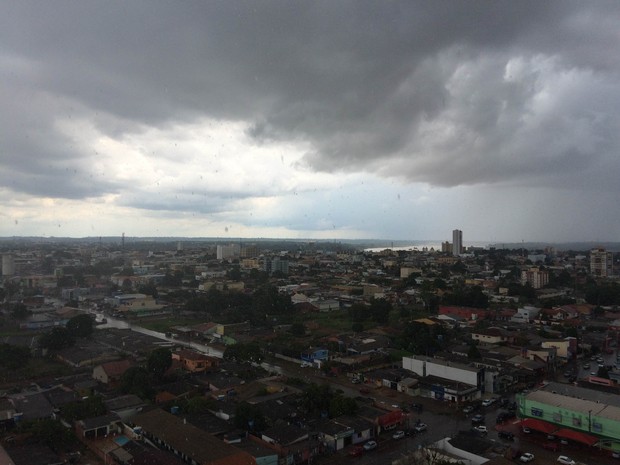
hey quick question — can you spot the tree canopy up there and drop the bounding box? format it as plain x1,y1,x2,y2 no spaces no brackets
0,343,30,369
66,314,94,338
39,327,75,350
146,347,172,380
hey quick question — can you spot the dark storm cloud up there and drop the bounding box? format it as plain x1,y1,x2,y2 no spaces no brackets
1,0,619,200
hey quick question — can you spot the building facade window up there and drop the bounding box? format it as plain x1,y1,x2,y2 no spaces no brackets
553,413,562,422
572,417,582,427
593,422,603,432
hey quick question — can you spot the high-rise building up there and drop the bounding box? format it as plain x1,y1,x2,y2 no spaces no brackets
521,267,549,289
452,229,463,256
590,248,613,277
441,241,453,254
216,243,240,260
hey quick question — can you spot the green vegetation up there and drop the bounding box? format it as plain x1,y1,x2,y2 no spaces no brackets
0,343,30,369
60,396,107,422
147,347,172,379
66,314,94,338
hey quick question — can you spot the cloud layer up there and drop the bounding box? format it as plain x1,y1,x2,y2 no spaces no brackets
1,1,620,241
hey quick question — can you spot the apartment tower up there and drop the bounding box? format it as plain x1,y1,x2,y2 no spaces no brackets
452,229,463,256
590,248,613,277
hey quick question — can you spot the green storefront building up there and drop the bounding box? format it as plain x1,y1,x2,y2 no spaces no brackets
517,382,620,452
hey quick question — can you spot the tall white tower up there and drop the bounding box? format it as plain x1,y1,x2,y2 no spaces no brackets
452,229,463,256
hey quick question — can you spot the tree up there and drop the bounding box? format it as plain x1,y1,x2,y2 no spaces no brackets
185,396,215,414
235,401,267,431
18,418,77,453
329,394,358,417
138,281,158,298
60,396,106,422
10,303,30,320
39,327,75,350
370,298,392,324
66,314,94,338
467,342,482,360
301,383,332,417
289,322,306,336
349,303,370,322
223,342,263,363
147,347,172,379
120,366,152,399
0,343,30,369
352,322,364,333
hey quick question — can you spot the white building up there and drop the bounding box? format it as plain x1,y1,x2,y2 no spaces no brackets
216,243,240,260
402,355,484,401
510,305,540,324
590,247,613,277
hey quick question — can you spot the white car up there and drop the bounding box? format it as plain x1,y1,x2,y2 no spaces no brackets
363,440,377,451
519,453,535,463
472,425,487,434
392,430,405,440
482,398,496,407
414,423,428,432
557,456,576,465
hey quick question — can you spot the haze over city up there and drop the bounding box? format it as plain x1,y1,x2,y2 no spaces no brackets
2,1,620,242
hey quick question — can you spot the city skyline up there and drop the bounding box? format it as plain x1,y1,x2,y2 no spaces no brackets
2,2,620,242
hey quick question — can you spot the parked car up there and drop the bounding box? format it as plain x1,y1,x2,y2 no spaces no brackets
462,405,474,414
482,398,496,407
414,423,428,433
498,430,514,440
557,456,576,465
519,453,535,463
471,414,485,424
472,425,487,435
543,442,560,451
522,426,531,434
363,440,377,451
392,430,405,440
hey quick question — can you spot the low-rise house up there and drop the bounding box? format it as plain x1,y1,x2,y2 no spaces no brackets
311,299,340,312
300,347,328,364
93,359,133,387
76,413,121,439
10,392,54,421
317,415,375,452
471,327,514,345
541,337,577,360
103,394,146,422
172,349,219,373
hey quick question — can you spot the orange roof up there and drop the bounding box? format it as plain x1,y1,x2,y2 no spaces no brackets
101,359,132,377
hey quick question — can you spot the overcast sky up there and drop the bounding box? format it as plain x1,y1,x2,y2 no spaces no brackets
2,1,620,244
